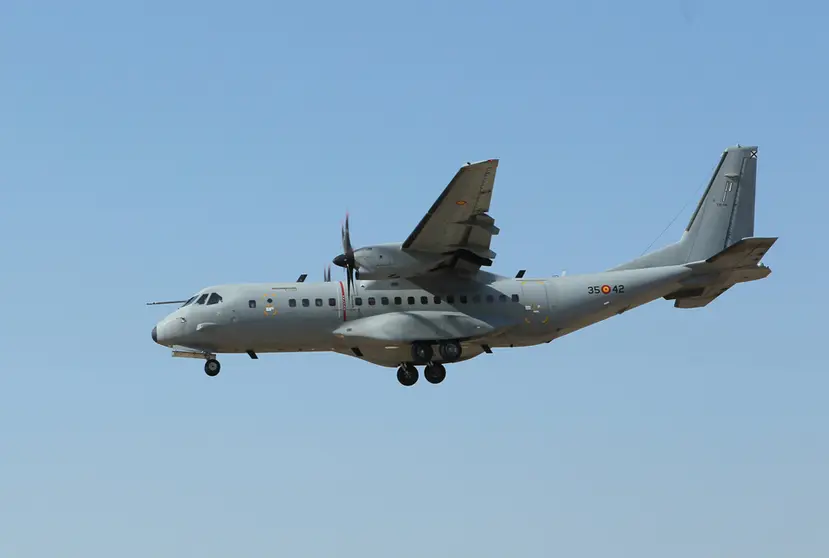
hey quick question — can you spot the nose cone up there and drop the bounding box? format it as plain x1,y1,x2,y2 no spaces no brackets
332,253,348,267
151,326,158,344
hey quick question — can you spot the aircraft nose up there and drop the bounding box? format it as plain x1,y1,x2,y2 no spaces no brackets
151,326,158,344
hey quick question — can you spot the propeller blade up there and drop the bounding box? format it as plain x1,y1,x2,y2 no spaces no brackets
341,212,354,259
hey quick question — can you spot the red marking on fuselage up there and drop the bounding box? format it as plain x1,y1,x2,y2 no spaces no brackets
339,281,347,321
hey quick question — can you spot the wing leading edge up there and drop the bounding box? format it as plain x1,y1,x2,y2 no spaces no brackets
402,159,500,275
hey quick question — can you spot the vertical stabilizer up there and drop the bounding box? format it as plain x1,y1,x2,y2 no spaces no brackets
611,145,759,270
682,145,757,262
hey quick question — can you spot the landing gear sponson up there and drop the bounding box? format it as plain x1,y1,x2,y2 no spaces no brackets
396,339,461,386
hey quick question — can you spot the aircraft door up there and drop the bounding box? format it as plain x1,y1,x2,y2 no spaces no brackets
335,281,362,321
519,280,551,333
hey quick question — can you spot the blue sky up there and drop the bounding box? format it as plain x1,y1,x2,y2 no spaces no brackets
1,0,827,556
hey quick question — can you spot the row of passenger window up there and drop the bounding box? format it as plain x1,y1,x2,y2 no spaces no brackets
351,293,520,306
248,293,520,309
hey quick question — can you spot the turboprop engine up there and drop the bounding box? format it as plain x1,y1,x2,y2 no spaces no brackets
331,214,445,294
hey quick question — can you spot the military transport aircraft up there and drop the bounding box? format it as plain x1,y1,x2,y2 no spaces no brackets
149,145,776,386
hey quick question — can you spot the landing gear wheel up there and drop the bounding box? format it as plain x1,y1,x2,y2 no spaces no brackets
411,342,433,364
424,362,446,384
397,363,418,386
204,358,221,376
439,340,462,362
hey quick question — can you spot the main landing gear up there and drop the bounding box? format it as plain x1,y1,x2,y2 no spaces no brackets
396,340,461,387
396,362,448,386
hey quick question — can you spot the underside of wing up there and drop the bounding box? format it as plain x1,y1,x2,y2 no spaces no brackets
402,159,500,275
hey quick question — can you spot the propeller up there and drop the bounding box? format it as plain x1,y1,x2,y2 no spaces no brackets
332,212,357,298
323,265,332,282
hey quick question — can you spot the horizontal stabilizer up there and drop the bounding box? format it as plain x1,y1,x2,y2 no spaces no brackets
666,237,776,308
702,236,778,268
672,287,731,308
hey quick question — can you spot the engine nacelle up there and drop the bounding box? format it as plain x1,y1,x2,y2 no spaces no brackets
349,243,445,280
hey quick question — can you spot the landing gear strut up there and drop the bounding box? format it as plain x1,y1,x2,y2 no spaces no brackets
397,363,418,386
204,358,221,376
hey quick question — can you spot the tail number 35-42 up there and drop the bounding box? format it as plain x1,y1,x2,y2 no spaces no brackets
588,284,625,295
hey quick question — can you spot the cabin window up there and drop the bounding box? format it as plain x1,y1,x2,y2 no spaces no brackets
315,298,323,307
381,297,389,305
420,296,428,305
328,298,336,307
446,295,454,304
408,296,415,305
249,300,256,308
207,293,223,305
485,294,494,303
354,297,362,305
512,294,520,302
289,299,296,307
499,294,507,302
433,296,442,304
196,293,208,305
459,295,468,304
302,298,310,307
394,296,402,305
472,294,481,303
368,297,376,306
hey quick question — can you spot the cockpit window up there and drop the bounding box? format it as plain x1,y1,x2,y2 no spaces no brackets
180,296,197,308
196,293,209,305
206,293,222,305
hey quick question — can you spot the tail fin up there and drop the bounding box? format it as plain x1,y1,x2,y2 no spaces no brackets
612,145,761,271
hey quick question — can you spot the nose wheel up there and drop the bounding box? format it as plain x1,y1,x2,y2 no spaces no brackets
204,358,221,376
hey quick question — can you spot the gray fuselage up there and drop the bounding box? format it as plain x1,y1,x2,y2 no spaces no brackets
152,265,693,367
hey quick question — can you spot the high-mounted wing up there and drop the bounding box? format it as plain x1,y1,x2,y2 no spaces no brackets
402,159,500,274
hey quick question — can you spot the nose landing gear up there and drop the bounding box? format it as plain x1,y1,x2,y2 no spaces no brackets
204,358,221,376
171,349,222,377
